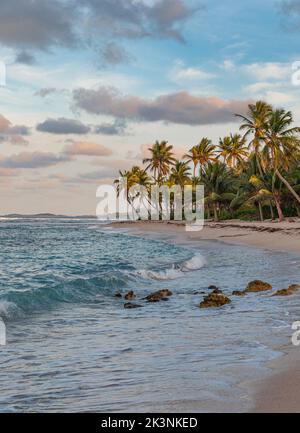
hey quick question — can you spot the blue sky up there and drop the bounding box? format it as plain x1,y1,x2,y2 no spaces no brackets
1,0,300,214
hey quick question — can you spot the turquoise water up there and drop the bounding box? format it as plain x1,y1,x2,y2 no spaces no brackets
1,218,300,412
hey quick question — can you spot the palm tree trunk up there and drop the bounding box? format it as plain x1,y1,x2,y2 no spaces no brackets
275,169,300,205
207,206,211,220
274,195,284,222
256,151,264,177
213,203,219,221
258,202,264,222
269,200,274,220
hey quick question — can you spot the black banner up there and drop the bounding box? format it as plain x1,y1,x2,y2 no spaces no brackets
0,413,295,432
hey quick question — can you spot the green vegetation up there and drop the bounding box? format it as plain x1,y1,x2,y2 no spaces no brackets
114,101,300,222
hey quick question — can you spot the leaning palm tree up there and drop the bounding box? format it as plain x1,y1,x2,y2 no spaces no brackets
184,138,216,179
264,108,300,206
218,134,248,169
249,172,284,221
143,140,176,185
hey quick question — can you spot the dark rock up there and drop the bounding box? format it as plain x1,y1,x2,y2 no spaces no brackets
124,303,143,309
208,285,222,294
272,284,300,297
211,288,223,294
244,280,272,293
289,284,300,291
124,290,136,300
200,293,231,309
145,289,173,303
232,290,246,297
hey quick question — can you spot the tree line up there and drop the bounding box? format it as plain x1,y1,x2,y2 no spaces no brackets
114,101,300,222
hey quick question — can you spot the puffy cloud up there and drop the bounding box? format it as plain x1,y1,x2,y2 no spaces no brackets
0,0,198,56
80,0,196,42
0,114,30,145
99,42,132,67
63,141,112,156
147,0,198,42
281,1,300,16
245,82,277,93
95,119,127,136
220,60,235,71
0,0,77,50
279,1,300,31
15,51,36,65
73,86,250,126
169,60,216,84
0,152,71,169
36,118,91,135
0,115,11,132
242,62,290,81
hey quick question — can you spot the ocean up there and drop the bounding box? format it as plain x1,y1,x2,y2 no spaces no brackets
0,218,300,412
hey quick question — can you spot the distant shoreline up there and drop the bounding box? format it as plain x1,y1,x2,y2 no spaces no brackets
0,213,97,219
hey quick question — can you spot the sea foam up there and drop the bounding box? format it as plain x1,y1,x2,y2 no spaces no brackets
134,254,206,281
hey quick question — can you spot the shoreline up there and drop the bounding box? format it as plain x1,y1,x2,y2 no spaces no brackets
108,219,300,254
107,219,300,413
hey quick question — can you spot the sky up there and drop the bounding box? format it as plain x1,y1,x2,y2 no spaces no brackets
1,0,300,215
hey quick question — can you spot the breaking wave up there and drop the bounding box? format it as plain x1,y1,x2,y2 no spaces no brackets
133,254,206,281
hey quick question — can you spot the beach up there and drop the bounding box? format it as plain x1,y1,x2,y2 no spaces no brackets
110,219,300,254
109,219,300,412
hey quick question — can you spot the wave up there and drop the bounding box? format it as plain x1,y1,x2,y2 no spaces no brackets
0,274,131,320
0,254,206,320
133,254,206,281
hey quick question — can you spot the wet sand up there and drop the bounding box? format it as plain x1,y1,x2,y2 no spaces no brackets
108,219,300,412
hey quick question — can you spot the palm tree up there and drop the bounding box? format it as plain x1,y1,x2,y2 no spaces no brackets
249,172,284,221
184,138,216,179
114,101,300,223
183,146,199,177
263,108,300,206
202,162,236,221
236,101,272,175
218,134,248,169
143,140,176,185
114,166,152,218
169,161,191,187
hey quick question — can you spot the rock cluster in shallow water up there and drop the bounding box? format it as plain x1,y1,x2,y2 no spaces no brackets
145,289,173,303
199,291,231,309
124,290,136,300
244,280,273,293
232,290,246,297
115,280,300,310
272,284,300,297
